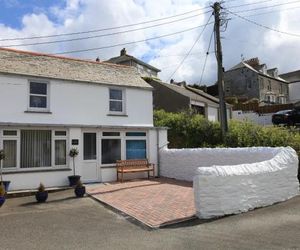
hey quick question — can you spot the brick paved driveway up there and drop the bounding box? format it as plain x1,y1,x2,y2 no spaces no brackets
86,177,196,228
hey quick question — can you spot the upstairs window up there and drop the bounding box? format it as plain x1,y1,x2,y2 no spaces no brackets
29,81,49,110
109,89,124,113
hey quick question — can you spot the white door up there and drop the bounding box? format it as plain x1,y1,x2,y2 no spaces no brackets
81,132,100,183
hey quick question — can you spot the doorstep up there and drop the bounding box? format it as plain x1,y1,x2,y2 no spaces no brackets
6,186,73,198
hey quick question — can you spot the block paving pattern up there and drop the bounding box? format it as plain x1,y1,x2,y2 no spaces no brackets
86,178,196,228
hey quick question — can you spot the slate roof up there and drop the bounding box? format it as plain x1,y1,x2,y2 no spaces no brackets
149,80,220,107
280,70,300,83
106,54,161,72
0,48,152,89
227,61,288,83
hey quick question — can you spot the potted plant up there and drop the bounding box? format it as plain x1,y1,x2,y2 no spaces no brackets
74,180,86,198
35,183,48,203
68,148,80,186
0,149,10,192
0,183,6,207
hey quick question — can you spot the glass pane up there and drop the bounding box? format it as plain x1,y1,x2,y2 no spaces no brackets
3,140,17,168
21,130,52,168
55,131,67,136
126,132,146,137
84,133,96,160
101,139,121,164
30,82,47,95
103,132,120,137
109,101,122,112
109,89,122,100
126,140,146,159
30,96,47,108
55,140,66,165
3,130,17,136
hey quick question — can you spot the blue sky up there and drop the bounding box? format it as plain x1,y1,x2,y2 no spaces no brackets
0,0,299,85
0,0,65,28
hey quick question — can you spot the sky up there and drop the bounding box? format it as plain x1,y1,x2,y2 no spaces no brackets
0,0,299,85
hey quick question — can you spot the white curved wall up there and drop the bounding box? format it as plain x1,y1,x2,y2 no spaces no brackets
160,147,299,218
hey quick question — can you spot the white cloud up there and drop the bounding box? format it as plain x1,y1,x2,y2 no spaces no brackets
0,0,299,85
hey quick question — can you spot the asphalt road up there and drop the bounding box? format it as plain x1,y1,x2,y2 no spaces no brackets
0,190,299,250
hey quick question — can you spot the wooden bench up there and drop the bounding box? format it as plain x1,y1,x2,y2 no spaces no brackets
116,159,155,182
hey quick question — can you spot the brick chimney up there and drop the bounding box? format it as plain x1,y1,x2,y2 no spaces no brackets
120,48,127,56
245,57,260,68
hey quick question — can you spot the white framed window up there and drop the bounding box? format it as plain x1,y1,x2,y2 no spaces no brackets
28,81,49,111
109,88,125,114
53,130,68,166
125,132,147,160
101,131,121,164
1,130,19,169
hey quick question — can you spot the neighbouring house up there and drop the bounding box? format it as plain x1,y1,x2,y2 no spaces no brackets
0,48,167,191
105,48,161,78
145,79,232,122
280,70,300,104
223,58,289,105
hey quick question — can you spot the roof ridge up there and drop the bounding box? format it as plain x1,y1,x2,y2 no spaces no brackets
0,47,132,69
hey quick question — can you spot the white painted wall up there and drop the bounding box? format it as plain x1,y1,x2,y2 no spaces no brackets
194,147,299,218
0,74,153,126
289,81,300,103
159,147,299,219
233,110,273,125
207,106,218,122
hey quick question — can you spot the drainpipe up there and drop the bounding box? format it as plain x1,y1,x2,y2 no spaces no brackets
156,128,160,177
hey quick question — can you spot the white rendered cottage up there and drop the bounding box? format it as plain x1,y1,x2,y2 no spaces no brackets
0,48,167,190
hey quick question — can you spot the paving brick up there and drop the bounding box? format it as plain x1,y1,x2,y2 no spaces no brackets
86,177,196,228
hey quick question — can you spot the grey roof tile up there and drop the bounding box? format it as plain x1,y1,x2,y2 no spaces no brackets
0,48,152,89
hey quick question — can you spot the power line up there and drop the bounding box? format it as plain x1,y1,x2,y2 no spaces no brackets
1,11,211,48
226,0,274,9
167,14,213,81
0,22,214,58
225,8,300,38
0,6,211,42
199,27,214,85
230,0,300,14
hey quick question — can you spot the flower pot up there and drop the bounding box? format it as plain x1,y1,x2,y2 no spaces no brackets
0,181,11,192
74,186,86,198
0,196,5,207
35,191,48,203
68,175,81,187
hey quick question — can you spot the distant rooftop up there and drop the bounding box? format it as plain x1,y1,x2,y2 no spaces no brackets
280,70,300,83
106,48,161,73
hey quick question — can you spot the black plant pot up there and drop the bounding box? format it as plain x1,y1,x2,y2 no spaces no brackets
74,186,86,198
0,196,5,207
0,181,11,192
68,175,81,187
35,191,48,203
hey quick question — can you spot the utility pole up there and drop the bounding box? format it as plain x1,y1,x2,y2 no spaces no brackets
213,2,228,138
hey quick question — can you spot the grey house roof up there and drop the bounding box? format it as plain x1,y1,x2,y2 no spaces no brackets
106,54,161,73
0,48,152,89
150,80,220,108
280,70,300,83
228,61,288,83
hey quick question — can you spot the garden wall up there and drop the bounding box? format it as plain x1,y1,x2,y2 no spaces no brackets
160,147,299,218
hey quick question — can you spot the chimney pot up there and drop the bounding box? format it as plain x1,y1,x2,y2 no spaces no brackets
120,48,127,56
95,57,100,62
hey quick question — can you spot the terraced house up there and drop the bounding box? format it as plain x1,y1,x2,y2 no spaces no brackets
224,57,289,105
0,48,167,191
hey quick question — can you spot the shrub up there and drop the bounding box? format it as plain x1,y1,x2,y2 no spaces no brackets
38,183,46,192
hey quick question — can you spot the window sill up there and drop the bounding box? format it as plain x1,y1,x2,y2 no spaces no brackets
25,110,52,114
101,165,116,169
107,113,128,117
3,167,72,174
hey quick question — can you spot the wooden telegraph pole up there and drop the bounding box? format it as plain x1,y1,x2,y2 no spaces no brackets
213,2,228,137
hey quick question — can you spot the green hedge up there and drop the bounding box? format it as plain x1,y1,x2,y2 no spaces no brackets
154,110,300,154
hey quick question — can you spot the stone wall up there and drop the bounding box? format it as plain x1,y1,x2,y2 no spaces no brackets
160,147,299,218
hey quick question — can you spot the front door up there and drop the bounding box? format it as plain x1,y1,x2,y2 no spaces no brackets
81,132,100,183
